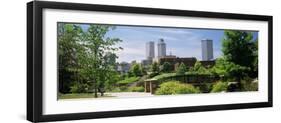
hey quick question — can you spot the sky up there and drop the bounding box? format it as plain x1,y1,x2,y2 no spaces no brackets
79,24,258,63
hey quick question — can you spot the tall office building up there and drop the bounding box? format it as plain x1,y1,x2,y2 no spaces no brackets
146,41,155,60
157,38,166,57
201,39,213,61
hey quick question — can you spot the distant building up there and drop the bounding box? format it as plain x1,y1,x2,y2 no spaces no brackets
117,62,130,73
201,39,214,61
131,60,137,65
141,59,153,66
157,39,166,57
146,41,155,60
153,54,176,63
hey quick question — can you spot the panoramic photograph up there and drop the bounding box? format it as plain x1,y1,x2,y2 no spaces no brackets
57,22,258,100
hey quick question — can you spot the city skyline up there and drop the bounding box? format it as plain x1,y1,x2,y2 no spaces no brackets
201,39,214,61
80,24,258,63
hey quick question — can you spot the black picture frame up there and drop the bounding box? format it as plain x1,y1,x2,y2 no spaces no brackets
27,1,273,122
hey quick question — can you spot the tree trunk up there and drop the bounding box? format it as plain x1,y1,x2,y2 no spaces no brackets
94,79,98,98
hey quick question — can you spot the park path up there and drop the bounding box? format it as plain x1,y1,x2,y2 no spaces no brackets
106,92,154,98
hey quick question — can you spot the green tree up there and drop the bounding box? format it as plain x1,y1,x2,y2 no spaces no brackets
176,63,187,75
141,65,147,75
78,25,122,97
190,61,210,74
160,62,173,73
151,62,160,73
251,39,258,78
97,52,120,96
58,23,83,93
222,30,257,77
212,58,250,83
129,63,142,76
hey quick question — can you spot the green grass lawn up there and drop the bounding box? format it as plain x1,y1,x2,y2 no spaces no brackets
58,93,114,99
117,76,140,84
152,73,177,80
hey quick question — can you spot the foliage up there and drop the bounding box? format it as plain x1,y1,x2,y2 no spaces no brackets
211,81,228,93
141,65,148,75
58,23,123,97
81,25,122,97
117,77,140,85
190,61,210,74
58,23,83,93
176,63,187,75
70,81,90,93
151,62,160,73
241,77,258,91
129,63,143,76
148,72,159,78
211,58,250,82
222,30,258,78
160,62,173,73
152,73,177,80
104,71,121,90
198,83,213,93
155,81,200,95
250,40,259,78
128,86,145,92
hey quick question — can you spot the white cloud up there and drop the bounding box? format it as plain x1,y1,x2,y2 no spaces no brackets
115,40,145,63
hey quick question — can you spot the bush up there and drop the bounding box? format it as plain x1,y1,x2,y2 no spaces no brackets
211,81,228,93
128,86,145,92
198,83,213,93
176,63,187,75
241,78,258,91
155,81,200,95
70,82,89,93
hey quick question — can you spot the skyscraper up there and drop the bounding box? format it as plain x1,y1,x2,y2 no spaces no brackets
157,38,166,57
201,39,213,61
146,41,155,60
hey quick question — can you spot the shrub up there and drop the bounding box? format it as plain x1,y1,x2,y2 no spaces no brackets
211,81,228,93
70,82,89,93
198,83,213,93
241,78,258,91
128,86,145,92
176,63,187,75
160,62,173,73
155,81,200,95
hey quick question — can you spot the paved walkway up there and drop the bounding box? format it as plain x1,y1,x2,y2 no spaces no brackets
106,92,154,98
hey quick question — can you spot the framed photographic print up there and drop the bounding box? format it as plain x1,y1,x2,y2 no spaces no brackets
27,1,273,122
